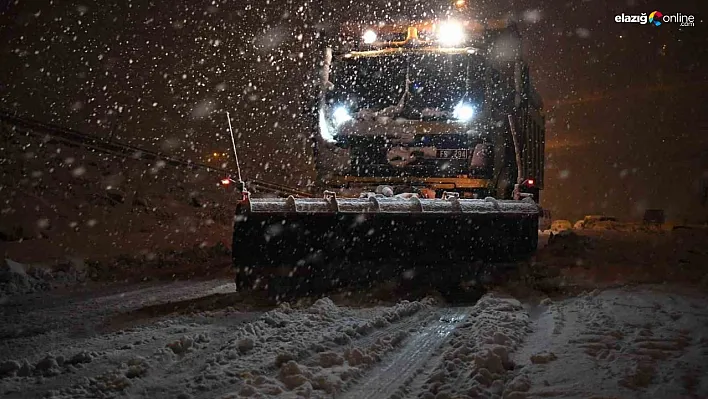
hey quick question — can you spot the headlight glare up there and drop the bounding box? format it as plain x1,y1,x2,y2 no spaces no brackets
437,21,465,46
332,106,352,126
453,102,475,122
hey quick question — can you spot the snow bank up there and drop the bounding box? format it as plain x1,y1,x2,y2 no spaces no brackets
543,229,593,258
549,219,572,233
574,219,674,233
0,258,87,298
0,241,230,300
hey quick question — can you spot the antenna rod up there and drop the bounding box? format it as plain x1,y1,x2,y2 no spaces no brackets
226,111,242,183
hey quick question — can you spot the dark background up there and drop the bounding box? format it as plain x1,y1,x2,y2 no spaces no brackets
1,0,706,222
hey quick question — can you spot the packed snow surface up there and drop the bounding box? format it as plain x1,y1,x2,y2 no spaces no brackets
514,287,708,398
2,287,707,399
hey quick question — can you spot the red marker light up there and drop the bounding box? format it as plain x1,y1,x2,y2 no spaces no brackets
220,178,231,185
527,179,535,186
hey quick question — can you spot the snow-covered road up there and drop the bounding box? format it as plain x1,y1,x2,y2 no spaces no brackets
2,278,707,399
0,279,240,358
516,287,708,398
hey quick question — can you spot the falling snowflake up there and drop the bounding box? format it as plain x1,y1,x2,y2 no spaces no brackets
71,166,86,177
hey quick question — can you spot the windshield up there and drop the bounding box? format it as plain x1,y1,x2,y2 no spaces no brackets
326,53,485,118
327,55,407,112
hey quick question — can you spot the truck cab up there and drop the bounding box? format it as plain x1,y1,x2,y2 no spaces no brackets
312,13,545,201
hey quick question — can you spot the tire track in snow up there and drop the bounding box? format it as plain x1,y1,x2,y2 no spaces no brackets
407,295,531,398
340,307,473,399
108,298,438,399
230,299,438,378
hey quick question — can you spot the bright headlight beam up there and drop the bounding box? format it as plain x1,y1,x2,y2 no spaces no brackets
437,21,465,46
453,102,475,122
332,106,352,126
362,29,377,44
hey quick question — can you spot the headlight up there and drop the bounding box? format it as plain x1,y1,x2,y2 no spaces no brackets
332,106,352,126
362,29,377,44
437,21,465,46
453,102,475,122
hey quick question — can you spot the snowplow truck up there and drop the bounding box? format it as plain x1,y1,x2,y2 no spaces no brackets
232,4,545,293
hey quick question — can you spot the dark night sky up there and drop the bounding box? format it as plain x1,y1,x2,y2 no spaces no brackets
1,0,706,222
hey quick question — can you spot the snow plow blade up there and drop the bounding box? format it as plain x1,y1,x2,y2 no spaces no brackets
232,193,539,292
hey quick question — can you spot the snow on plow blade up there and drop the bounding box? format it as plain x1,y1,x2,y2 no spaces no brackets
232,194,539,287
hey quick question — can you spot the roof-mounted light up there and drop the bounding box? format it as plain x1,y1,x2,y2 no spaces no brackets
437,21,465,46
362,29,377,44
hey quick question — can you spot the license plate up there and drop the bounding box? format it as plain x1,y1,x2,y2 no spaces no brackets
436,149,469,159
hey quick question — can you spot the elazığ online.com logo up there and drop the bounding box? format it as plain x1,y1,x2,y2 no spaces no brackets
615,11,695,27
